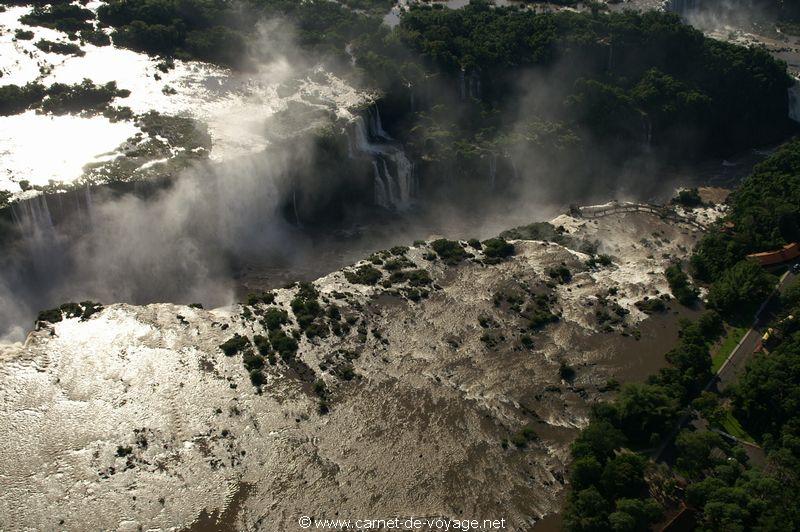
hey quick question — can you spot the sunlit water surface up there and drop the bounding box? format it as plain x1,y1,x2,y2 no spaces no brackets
0,5,369,195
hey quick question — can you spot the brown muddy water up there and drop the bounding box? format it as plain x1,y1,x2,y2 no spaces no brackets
593,304,702,382
186,483,252,532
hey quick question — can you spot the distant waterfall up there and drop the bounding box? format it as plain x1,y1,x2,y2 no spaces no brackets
488,154,497,191
641,114,653,149
368,105,391,141
510,157,520,183
84,185,95,226
292,187,301,227
459,69,481,100
469,71,481,100
9,195,63,278
351,105,416,210
664,0,700,14
789,81,800,123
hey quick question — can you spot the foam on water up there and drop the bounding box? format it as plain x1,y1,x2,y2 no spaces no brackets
0,6,370,193
0,112,138,190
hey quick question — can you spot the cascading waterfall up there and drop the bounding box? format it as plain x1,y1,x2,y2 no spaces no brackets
458,69,481,100
641,115,653,149
664,0,699,14
469,71,481,100
292,187,301,227
84,185,95,225
351,107,416,210
789,80,800,123
372,160,390,208
510,157,520,183
368,105,391,141
9,195,63,278
488,154,497,191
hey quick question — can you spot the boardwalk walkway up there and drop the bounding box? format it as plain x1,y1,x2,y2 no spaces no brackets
576,201,707,231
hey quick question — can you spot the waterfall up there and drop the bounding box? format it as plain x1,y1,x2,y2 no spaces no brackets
368,105,391,140
468,71,482,100
345,43,357,67
641,114,653,149
84,185,95,226
372,160,390,209
352,109,415,210
664,0,699,15
9,195,63,278
292,188,301,227
510,157,520,183
346,128,355,159
789,81,800,123
459,69,466,100
488,154,497,191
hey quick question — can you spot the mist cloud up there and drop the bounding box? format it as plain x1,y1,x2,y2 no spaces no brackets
0,18,334,342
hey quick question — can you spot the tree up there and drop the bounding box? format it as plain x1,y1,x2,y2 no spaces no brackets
601,453,647,500
675,430,726,479
481,237,515,261
570,419,626,462
563,487,611,532
733,334,800,439
608,510,636,532
610,498,662,532
570,456,603,491
615,384,680,447
692,391,725,426
707,260,775,317
665,264,699,306
0,83,45,116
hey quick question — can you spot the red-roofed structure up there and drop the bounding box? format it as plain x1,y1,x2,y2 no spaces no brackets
748,243,800,267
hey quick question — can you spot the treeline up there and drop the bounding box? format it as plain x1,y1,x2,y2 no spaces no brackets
0,79,130,117
8,0,384,67
14,1,110,45
564,139,800,530
359,2,793,160
93,0,382,67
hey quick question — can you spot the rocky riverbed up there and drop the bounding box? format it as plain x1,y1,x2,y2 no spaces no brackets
0,201,718,530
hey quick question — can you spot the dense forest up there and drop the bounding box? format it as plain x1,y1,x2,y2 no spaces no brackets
364,3,792,153
369,3,792,203
564,139,800,531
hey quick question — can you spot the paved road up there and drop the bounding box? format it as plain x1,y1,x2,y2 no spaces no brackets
714,268,797,391
714,329,761,391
